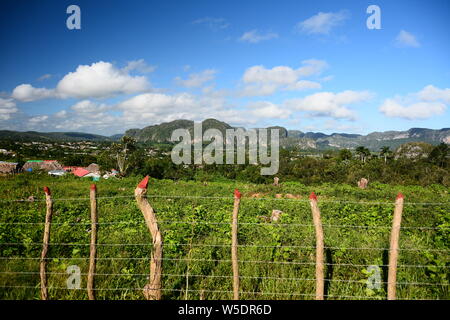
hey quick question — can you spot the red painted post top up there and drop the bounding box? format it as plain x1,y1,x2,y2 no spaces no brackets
309,192,317,201
43,186,51,195
138,176,150,189
90,184,97,191
234,189,242,199
396,192,404,200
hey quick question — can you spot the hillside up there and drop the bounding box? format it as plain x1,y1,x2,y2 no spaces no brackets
1,121,449,151
125,120,449,151
125,118,233,143
0,130,115,142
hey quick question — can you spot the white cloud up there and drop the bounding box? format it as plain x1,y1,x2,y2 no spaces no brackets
175,69,217,88
114,92,283,128
116,92,212,125
49,101,118,131
296,10,349,35
29,115,49,124
54,110,68,118
12,61,150,102
239,30,278,43
284,90,373,120
192,17,229,30
56,61,150,99
296,59,328,77
37,74,52,81
122,59,156,73
395,30,420,48
417,85,450,103
12,84,57,102
379,100,445,120
379,85,449,119
0,98,18,120
241,59,327,96
286,80,322,91
70,100,109,114
247,101,290,119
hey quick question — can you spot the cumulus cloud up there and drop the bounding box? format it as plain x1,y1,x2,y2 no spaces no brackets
12,61,151,102
175,69,217,88
417,85,450,103
239,30,278,43
122,59,156,73
284,90,373,120
56,61,150,98
241,59,327,96
116,92,217,125
70,100,110,114
247,101,290,119
28,115,49,124
380,100,445,120
114,92,286,128
12,84,57,101
54,110,68,118
395,30,420,48
47,101,118,132
296,10,349,35
379,85,449,119
0,98,18,120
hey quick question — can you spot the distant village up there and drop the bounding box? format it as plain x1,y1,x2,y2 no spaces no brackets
0,159,119,180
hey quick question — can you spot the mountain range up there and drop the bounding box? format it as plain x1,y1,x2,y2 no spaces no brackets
1,118,449,151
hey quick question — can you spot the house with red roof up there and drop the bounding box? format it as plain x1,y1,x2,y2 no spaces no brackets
73,167,90,177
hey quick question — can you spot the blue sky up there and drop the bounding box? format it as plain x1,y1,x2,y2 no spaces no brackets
0,0,449,135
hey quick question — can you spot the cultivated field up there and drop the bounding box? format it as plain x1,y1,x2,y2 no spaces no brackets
0,173,448,300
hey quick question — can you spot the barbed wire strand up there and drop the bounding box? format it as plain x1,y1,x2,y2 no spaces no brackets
0,194,448,206
0,285,441,300
0,220,447,230
1,242,448,252
0,271,447,287
1,256,448,269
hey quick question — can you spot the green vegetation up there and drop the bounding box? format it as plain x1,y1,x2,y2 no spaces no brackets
0,174,448,300
1,136,449,186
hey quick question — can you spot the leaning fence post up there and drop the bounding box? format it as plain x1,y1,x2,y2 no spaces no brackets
309,192,324,300
87,184,98,300
231,189,241,300
40,186,53,300
387,193,404,300
134,176,163,300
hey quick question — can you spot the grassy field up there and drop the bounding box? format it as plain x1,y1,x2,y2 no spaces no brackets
0,173,449,300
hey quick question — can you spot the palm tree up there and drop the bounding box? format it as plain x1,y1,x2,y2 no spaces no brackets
380,146,391,164
356,146,370,163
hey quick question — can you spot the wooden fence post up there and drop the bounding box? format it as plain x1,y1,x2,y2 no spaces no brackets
134,176,163,300
309,192,324,300
40,186,53,300
231,189,241,300
87,184,98,300
387,193,404,300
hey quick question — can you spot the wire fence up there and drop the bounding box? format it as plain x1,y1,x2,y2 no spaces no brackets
0,191,449,300
0,285,405,300
0,219,448,230
1,271,448,287
0,193,448,206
